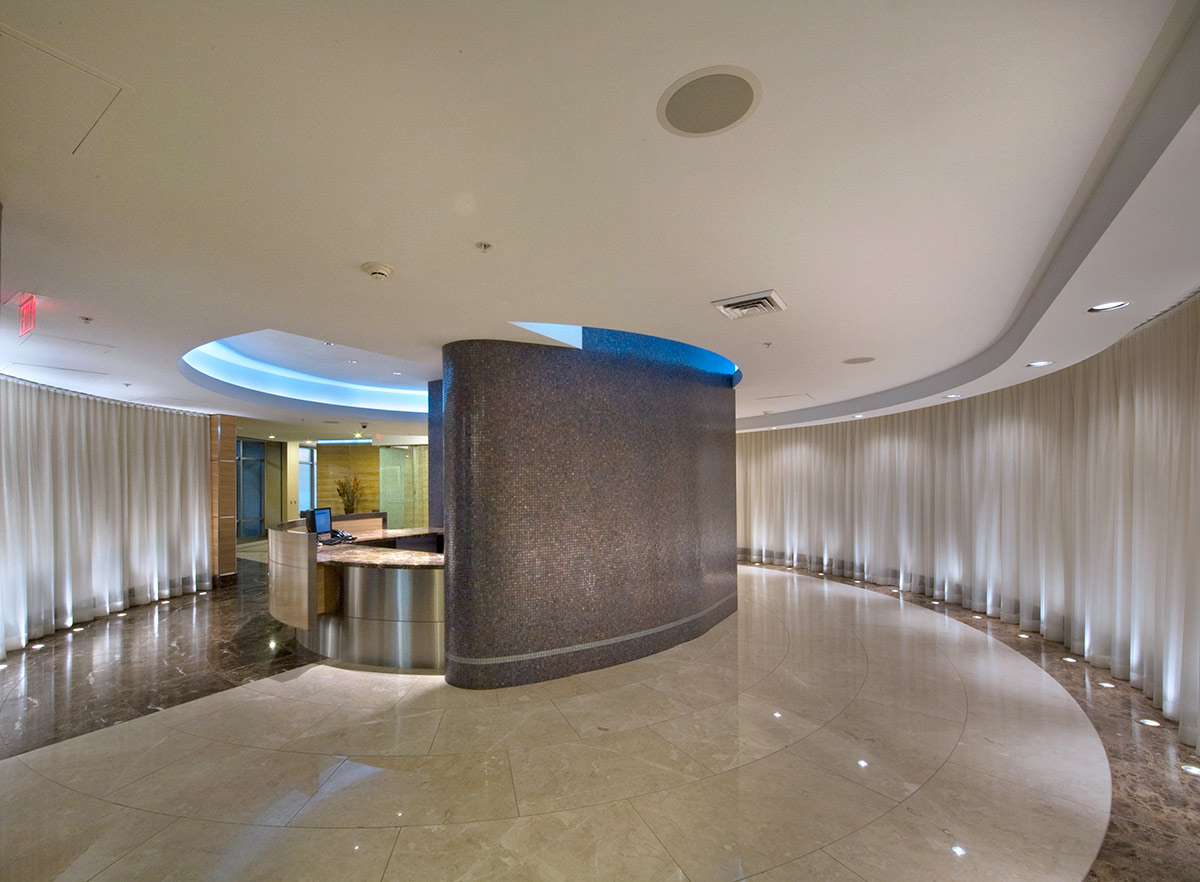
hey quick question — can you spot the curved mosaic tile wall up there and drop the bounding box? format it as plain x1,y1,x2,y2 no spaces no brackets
442,339,737,688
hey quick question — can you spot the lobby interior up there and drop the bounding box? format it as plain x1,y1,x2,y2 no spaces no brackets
3,3,1200,881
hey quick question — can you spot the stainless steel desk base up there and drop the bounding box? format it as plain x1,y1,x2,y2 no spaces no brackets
297,567,445,670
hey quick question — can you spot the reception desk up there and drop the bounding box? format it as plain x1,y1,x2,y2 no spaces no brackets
267,518,445,669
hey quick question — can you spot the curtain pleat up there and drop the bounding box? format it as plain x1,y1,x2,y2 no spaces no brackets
0,377,211,658
737,294,1200,745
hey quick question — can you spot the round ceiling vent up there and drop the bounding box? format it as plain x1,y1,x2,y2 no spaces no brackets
658,66,761,137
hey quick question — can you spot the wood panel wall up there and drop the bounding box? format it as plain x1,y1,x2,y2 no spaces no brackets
316,444,381,514
209,414,237,581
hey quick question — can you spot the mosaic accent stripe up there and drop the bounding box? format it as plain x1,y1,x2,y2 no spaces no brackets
446,591,738,665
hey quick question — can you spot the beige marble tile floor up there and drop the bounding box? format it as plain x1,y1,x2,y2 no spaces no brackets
0,567,1112,881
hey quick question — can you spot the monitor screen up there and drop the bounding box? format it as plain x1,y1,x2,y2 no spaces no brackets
307,507,332,535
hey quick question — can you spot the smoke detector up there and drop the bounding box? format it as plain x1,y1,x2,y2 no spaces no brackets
712,290,787,319
361,262,393,280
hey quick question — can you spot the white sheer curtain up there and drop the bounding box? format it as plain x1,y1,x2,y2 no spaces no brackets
737,293,1200,745
0,376,211,659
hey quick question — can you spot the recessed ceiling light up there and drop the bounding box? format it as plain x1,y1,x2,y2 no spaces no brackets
348,360,358,364
1088,301,1130,313
658,66,761,137
324,341,334,346
1026,360,1054,368
392,371,403,376
945,393,962,399
843,356,875,365
857,760,869,768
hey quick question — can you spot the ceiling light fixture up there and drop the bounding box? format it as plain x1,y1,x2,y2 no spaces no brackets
1026,360,1054,367
1088,301,1130,313
945,393,962,399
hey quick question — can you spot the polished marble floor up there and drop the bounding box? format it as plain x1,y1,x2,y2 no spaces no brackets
0,564,1137,881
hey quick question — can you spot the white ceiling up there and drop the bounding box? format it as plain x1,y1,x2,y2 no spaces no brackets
2,1,1199,441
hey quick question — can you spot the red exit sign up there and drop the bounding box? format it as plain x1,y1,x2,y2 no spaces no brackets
18,294,37,337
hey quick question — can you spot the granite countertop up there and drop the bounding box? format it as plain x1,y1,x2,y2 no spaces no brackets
317,544,444,569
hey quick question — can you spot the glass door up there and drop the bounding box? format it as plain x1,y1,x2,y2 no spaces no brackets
298,445,316,513
236,439,266,538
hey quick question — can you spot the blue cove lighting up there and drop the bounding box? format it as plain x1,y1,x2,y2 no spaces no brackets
513,323,741,386
181,340,428,414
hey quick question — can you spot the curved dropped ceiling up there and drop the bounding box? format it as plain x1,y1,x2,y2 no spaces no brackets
736,8,1200,431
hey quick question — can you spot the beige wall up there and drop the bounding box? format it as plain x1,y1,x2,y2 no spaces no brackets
316,444,381,514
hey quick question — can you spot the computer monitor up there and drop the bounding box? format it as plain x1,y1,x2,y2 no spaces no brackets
306,507,332,537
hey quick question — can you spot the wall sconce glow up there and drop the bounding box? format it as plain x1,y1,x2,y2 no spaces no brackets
1026,360,1054,368
1088,301,1130,313
181,338,428,415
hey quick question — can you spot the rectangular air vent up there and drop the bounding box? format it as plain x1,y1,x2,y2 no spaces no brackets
712,289,787,319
